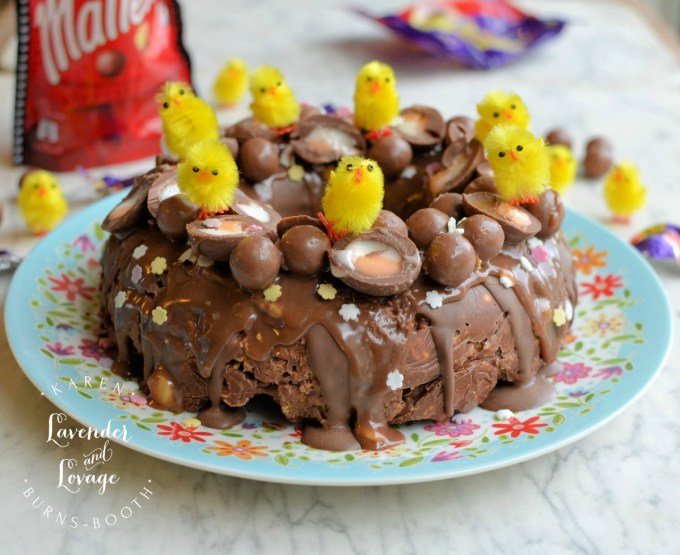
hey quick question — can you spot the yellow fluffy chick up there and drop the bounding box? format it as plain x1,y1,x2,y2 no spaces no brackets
157,82,219,160
484,125,549,204
475,90,530,144
177,139,240,218
353,60,399,134
249,66,300,131
18,169,68,235
320,156,385,239
604,162,647,224
213,57,249,106
548,144,577,195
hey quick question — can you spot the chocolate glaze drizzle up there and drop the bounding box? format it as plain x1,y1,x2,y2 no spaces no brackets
100,108,577,451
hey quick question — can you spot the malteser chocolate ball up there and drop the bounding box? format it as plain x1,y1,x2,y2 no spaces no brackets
459,215,505,261
368,135,413,179
406,208,450,249
372,210,408,236
239,138,280,183
280,225,330,276
229,236,282,289
221,137,240,159
545,128,573,149
430,193,463,219
584,137,613,178
156,194,199,241
426,233,477,287
96,49,125,78
524,189,565,239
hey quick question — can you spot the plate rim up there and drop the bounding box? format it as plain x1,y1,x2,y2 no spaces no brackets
5,193,674,486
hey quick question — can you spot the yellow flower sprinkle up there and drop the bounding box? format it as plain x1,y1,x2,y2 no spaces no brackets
152,306,168,325
317,283,337,300
150,257,168,275
263,284,282,302
553,307,567,327
288,164,305,182
182,418,202,429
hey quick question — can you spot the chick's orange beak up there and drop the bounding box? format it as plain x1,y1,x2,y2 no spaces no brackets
370,81,381,95
268,86,277,96
354,166,364,184
510,151,519,161
504,111,513,120
614,171,622,182
198,171,211,182
172,97,182,107
37,185,47,198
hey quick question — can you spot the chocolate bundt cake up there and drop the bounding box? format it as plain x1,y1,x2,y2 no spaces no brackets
99,108,577,451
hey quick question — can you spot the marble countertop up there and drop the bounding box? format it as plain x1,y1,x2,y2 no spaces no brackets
1,1,679,553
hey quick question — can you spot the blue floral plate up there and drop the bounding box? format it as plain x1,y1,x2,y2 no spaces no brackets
5,192,673,485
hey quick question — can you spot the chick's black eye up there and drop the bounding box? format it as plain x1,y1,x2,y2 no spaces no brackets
260,87,266,93
498,152,505,158
212,170,218,176
192,166,199,173
516,145,523,151
34,184,39,188
493,112,499,118
385,77,390,83
52,184,57,189
179,89,185,95
276,81,281,87
511,104,516,110
366,76,372,82
346,164,353,171
163,102,169,109
367,164,374,172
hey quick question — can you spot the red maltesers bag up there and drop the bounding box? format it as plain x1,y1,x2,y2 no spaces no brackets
13,0,192,170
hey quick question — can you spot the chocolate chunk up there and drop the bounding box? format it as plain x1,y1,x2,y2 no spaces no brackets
523,189,565,239
96,49,125,78
329,228,421,296
230,189,281,236
430,192,463,219
291,115,365,164
188,215,270,262
280,225,330,275
277,215,325,237
406,208,450,249
156,194,199,242
458,214,505,261
102,171,158,234
426,233,476,287
239,138,281,183
221,136,240,159
429,141,483,197
368,135,413,179
225,117,278,144
474,160,494,179
393,105,446,147
372,210,409,236
462,192,541,244
147,168,180,217
464,175,498,195
229,235,282,290
545,128,573,149
584,137,613,178
445,116,475,146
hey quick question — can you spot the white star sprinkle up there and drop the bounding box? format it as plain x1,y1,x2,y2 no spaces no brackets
386,370,404,391
425,290,443,309
494,409,514,421
519,256,534,273
132,245,147,259
114,291,127,308
499,276,514,288
339,303,360,322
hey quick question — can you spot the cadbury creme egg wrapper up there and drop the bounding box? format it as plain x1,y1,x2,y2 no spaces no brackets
329,229,421,296
187,214,269,262
229,235,282,290
393,105,446,147
426,233,477,287
523,189,565,239
147,168,180,217
280,225,331,276
291,115,366,164
462,192,541,244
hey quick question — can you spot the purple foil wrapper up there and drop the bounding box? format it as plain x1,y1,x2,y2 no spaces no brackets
631,224,680,264
357,1,565,69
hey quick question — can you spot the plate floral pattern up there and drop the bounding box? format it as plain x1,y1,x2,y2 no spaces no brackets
6,195,673,485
